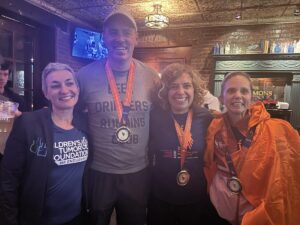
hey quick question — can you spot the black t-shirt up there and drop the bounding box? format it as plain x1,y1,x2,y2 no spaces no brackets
149,106,212,205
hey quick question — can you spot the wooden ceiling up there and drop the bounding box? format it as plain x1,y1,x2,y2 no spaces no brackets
23,0,300,29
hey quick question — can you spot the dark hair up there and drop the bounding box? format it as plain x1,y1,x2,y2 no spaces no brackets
0,62,10,71
157,63,206,110
221,71,253,97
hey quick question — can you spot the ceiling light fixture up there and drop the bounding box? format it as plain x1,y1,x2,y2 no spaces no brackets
294,5,300,16
235,12,241,20
235,0,243,20
145,4,169,29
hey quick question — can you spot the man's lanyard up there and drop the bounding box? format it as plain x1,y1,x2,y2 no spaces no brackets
105,61,135,124
173,110,193,170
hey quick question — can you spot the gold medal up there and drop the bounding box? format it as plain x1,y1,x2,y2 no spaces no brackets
174,110,193,187
177,169,190,186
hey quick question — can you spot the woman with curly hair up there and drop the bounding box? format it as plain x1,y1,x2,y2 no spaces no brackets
147,63,228,225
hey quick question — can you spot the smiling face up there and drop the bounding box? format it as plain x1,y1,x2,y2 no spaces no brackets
103,16,138,65
44,70,79,112
168,73,194,114
220,75,252,123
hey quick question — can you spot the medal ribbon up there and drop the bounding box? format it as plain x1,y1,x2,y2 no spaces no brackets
173,110,193,170
105,61,135,123
225,124,257,173
224,150,238,177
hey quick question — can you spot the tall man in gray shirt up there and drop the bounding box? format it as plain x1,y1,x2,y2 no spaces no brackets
76,9,159,225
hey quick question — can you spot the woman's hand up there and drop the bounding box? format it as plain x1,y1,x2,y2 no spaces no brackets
14,109,22,117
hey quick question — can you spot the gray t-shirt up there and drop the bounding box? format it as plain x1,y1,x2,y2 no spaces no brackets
76,59,158,174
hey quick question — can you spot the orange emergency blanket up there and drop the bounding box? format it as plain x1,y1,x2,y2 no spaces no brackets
204,102,300,225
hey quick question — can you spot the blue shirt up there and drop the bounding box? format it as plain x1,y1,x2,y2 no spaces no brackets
42,124,88,225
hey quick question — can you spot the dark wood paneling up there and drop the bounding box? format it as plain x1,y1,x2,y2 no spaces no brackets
134,46,192,73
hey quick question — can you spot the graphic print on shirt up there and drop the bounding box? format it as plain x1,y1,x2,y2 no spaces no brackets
94,83,149,129
94,100,149,129
88,80,150,145
161,147,200,159
53,136,88,165
30,137,47,157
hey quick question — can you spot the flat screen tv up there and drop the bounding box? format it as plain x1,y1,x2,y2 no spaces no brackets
72,27,108,60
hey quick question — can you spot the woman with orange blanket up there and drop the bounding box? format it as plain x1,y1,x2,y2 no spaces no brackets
204,71,300,225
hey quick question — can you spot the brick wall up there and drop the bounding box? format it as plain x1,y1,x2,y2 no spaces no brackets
138,23,300,83
54,22,300,78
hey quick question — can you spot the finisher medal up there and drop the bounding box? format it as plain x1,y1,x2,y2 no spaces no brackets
227,176,242,193
173,110,193,187
105,61,135,144
116,126,131,143
177,169,190,186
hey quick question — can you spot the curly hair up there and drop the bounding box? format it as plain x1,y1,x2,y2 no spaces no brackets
156,63,206,111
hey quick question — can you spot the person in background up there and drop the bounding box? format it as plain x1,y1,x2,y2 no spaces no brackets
147,63,229,225
76,9,159,225
202,90,222,116
202,89,221,112
204,71,300,225
0,61,27,112
0,63,89,225
0,62,27,161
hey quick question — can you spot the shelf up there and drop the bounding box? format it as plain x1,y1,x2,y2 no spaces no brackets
213,53,300,60
266,109,292,122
